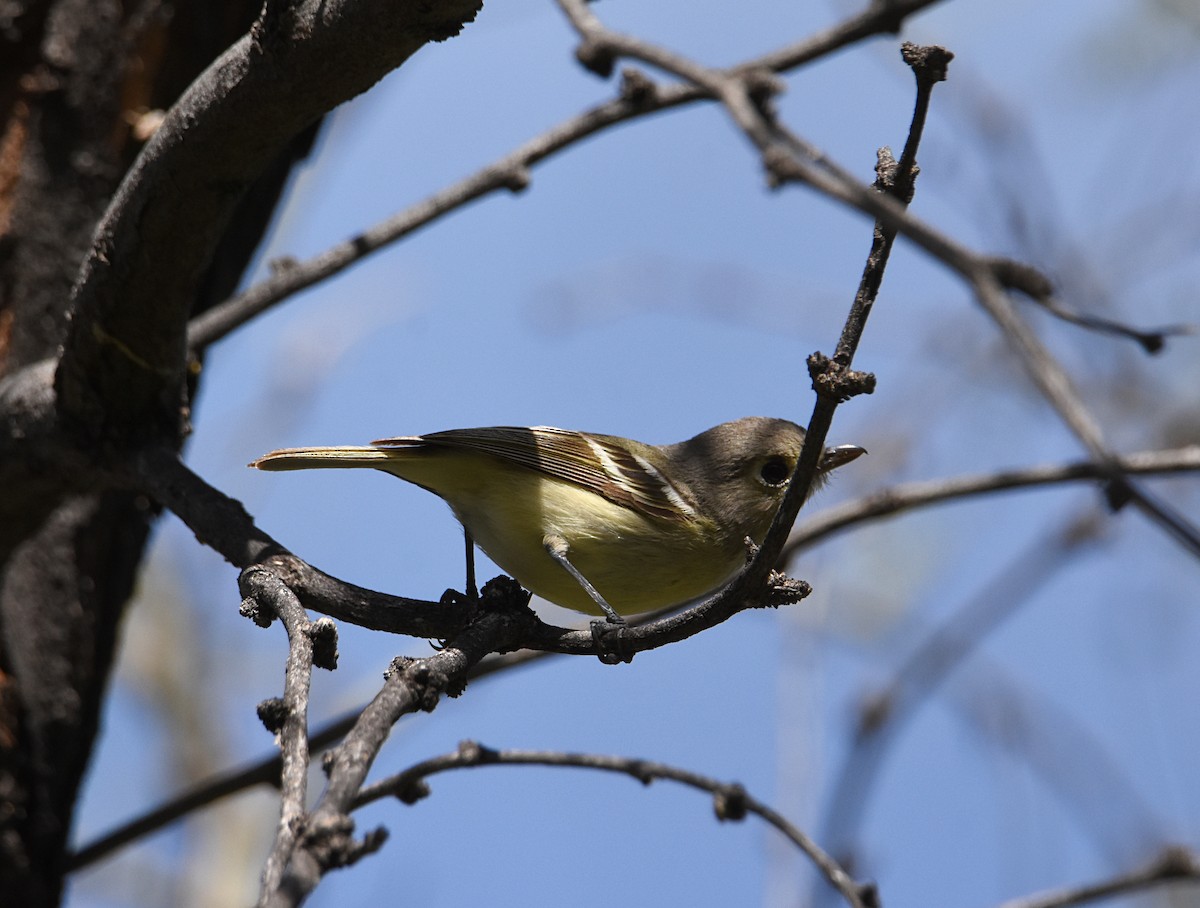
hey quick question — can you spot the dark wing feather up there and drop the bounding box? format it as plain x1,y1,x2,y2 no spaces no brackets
371,426,697,522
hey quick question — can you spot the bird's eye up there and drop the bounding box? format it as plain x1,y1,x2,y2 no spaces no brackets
759,456,791,486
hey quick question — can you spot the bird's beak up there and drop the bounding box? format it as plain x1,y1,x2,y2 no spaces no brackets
819,444,867,472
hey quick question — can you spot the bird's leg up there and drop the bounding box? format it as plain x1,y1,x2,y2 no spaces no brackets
543,534,623,625
464,529,479,601
543,535,632,664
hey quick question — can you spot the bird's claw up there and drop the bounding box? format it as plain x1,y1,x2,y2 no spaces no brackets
590,617,633,665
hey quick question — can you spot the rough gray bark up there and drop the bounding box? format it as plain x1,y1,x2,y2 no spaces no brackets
0,4,274,903
0,1,481,903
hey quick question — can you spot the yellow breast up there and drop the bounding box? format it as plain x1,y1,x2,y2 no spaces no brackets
383,451,743,615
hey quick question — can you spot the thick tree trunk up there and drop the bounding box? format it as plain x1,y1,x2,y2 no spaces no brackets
0,3,303,903
0,0,482,899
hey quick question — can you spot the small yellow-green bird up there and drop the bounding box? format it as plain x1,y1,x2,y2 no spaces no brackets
251,417,863,620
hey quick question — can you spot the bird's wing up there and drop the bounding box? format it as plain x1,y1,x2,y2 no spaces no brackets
372,426,698,522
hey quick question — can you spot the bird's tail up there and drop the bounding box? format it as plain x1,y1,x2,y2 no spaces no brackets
249,446,405,472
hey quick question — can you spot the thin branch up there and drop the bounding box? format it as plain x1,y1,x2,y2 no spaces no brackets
358,741,874,908
783,445,1200,558
66,649,547,871
988,258,1193,354
968,273,1200,559
187,0,948,350
817,511,1103,899
131,445,476,638
238,567,336,903
756,44,946,592
262,606,532,907
993,846,1200,908
556,0,1200,565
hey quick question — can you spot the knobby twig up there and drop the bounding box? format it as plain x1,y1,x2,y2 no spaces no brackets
181,0,1173,362
261,599,532,907
553,0,1200,566
762,43,948,581
131,444,477,638
67,651,546,870
128,431,1200,670
988,259,1192,354
238,567,338,902
186,0,948,350
549,6,948,628
358,741,875,908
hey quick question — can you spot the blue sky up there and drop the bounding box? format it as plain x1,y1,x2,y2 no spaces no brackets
69,1,1200,906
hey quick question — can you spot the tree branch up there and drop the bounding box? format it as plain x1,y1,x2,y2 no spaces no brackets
238,567,336,902
993,846,1200,908
261,606,532,906
130,425,1200,669
554,0,1200,566
817,511,1105,897
784,446,1200,558
359,740,875,908
67,651,546,871
187,0,949,350
56,0,483,441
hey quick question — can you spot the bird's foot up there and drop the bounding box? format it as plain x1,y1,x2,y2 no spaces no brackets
590,617,633,665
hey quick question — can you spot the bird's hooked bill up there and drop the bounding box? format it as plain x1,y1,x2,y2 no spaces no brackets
821,444,867,471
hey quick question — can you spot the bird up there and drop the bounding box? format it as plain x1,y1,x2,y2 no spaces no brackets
250,417,864,621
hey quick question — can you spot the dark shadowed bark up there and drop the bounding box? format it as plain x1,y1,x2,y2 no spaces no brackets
1,2,316,902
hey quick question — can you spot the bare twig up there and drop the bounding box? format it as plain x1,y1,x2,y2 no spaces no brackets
186,0,947,350
763,44,949,590
131,445,476,637
555,0,1200,566
358,740,874,908
551,4,942,616
815,511,1127,902
783,445,1200,558
969,273,1200,558
993,846,1200,908
67,649,547,871
238,567,337,904
262,605,531,907
988,258,1193,353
